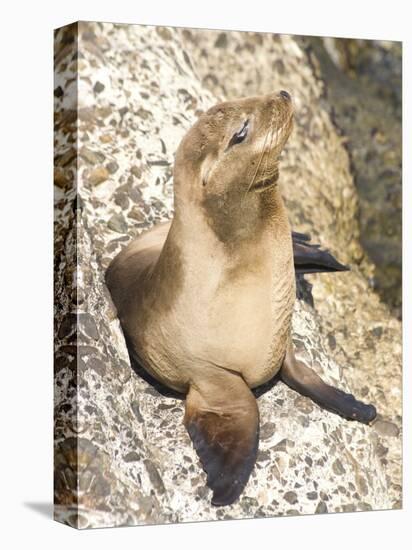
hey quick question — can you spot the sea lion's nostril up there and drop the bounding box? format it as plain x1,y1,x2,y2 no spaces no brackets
279,90,291,101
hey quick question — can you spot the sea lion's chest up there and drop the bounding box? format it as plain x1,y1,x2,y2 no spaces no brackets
201,251,296,387
150,236,296,388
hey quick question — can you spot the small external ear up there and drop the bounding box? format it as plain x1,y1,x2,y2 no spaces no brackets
200,154,214,187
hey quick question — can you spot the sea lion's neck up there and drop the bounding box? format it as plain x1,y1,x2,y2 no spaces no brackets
169,183,291,286
173,183,288,250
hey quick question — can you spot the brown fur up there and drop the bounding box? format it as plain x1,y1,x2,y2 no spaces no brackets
106,92,295,393
106,92,295,504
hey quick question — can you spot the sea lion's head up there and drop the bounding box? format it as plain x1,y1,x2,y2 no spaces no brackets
173,91,294,244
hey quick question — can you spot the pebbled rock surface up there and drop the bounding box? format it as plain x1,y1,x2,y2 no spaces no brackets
298,37,402,318
54,22,402,529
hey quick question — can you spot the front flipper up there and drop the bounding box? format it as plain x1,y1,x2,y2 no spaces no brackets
280,346,377,424
184,368,259,506
292,231,349,274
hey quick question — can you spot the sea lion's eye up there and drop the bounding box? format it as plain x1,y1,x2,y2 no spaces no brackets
228,120,249,148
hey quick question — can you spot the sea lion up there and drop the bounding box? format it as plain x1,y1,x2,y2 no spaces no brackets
106,91,377,506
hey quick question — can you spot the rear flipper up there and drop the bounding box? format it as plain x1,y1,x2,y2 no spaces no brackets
292,231,349,274
184,368,259,506
280,345,377,424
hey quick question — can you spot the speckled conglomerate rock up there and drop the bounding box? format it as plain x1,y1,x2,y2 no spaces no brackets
54,22,402,529
296,37,402,318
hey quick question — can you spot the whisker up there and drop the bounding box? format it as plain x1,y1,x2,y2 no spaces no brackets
262,110,277,178
244,111,274,199
246,132,269,195
262,106,276,185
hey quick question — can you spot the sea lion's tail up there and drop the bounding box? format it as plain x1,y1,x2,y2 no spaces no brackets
292,231,349,275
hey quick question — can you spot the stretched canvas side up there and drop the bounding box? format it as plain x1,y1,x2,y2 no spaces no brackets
54,22,81,528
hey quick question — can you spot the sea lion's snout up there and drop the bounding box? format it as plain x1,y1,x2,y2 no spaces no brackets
279,90,291,101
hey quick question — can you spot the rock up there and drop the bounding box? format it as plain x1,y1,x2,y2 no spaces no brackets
315,501,328,514
58,313,76,339
260,422,276,440
327,333,337,350
54,167,70,189
55,147,76,167
128,206,146,223
284,491,298,504
373,419,400,438
332,458,346,475
156,26,173,41
114,192,129,209
93,81,105,93
144,460,166,495
107,213,128,233
130,401,144,422
54,22,402,529
88,166,109,185
78,312,99,340
302,38,402,317
214,33,228,48
124,451,140,462
99,134,112,144
372,326,383,338
130,165,142,178
54,86,64,98
86,356,106,375
272,439,290,453
80,145,105,165
106,161,119,174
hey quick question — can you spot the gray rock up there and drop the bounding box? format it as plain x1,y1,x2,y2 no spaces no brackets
332,458,346,475
106,161,119,174
373,419,400,438
78,313,99,340
260,422,276,440
284,491,298,505
315,501,328,514
108,213,128,233
80,145,105,165
93,81,105,93
124,452,140,462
